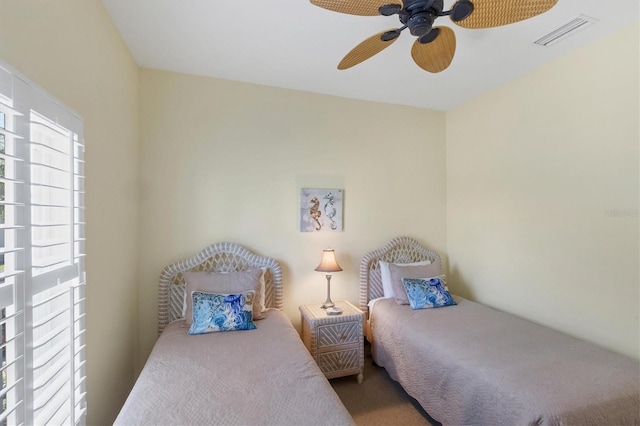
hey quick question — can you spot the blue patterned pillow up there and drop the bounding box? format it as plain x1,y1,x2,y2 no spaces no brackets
188,290,257,335
402,275,456,310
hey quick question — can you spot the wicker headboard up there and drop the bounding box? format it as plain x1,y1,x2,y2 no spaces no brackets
157,242,283,334
359,236,442,313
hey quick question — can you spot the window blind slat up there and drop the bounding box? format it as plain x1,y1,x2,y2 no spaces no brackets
30,120,70,138
31,182,70,192
32,286,67,308
0,269,25,280
33,323,69,350
32,256,69,269
31,240,70,248
31,223,68,228
31,204,72,212
50,411,71,426
0,332,23,351
33,344,68,375
30,140,69,156
30,162,71,175
0,282,14,309
0,177,25,185
0,201,25,206
0,224,25,230
0,377,22,399
32,267,79,294
0,400,23,423
33,369,69,410
34,384,70,426
73,377,86,392
0,246,25,255
73,356,86,371
32,306,67,329
0,307,23,325
0,152,24,162
0,100,24,116
0,354,23,373
0,127,24,139
33,354,70,392
73,360,86,374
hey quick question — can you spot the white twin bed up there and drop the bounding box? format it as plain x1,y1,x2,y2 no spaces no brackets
360,236,640,426
115,242,354,426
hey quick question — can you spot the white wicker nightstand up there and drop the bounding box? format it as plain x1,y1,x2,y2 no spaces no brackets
299,300,364,383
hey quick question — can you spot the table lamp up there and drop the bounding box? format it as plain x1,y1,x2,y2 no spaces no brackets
314,249,343,313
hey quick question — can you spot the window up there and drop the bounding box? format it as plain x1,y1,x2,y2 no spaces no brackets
0,62,86,426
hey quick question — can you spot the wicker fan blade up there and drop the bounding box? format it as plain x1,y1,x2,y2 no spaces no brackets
310,0,395,16
454,0,558,29
411,27,456,73
338,29,400,70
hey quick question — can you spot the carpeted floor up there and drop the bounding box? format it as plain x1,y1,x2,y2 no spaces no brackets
330,343,440,426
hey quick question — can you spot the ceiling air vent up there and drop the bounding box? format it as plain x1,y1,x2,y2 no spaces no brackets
534,15,599,47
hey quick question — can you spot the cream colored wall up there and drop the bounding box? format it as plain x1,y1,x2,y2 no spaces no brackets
446,24,639,360
137,68,447,369
0,1,140,424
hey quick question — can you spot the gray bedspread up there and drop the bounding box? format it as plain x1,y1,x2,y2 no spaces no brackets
370,296,640,426
115,309,355,426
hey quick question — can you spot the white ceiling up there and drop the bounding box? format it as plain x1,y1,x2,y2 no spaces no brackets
101,0,638,111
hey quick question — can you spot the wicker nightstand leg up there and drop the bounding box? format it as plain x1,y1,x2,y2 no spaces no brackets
357,372,363,384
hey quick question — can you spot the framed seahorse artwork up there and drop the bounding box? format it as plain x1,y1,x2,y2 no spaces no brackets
300,188,343,232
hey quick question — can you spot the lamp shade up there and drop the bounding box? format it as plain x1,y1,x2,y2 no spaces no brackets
314,249,343,273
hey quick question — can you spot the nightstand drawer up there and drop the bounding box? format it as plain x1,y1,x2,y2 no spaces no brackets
317,348,359,374
317,321,359,348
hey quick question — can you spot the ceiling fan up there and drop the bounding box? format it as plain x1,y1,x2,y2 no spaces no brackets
310,0,558,73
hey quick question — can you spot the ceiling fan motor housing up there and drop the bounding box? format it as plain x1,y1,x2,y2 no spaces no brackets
400,0,445,37
408,12,435,36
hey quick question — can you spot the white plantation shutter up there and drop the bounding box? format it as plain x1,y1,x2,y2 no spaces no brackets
0,62,86,426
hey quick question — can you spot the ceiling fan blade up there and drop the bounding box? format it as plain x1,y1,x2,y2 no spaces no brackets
411,26,456,73
310,0,397,16
338,29,400,70
454,0,558,29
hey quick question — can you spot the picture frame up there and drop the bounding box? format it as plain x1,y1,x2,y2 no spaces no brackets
300,188,343,232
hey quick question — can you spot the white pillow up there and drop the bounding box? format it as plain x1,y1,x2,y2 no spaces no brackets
379,260,431,298
180,268,268,320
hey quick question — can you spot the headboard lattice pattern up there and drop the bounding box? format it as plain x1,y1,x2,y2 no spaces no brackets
359,236,442,313
157,242,283,335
